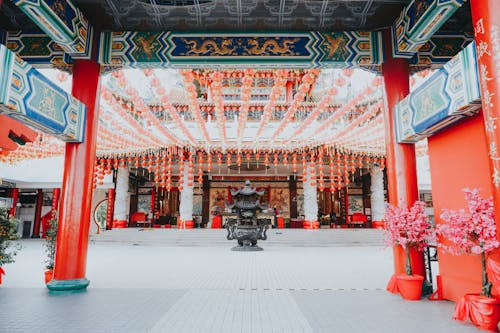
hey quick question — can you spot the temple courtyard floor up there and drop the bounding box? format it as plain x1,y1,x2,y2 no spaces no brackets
0,229,479,332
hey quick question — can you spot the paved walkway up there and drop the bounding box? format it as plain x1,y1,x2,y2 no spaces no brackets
0,229,479,332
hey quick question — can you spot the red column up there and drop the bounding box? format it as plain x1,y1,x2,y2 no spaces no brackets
47,60,101,293
32,189,43,238
51,188,61,213
285,81,294,103
151,187,156,225
470,0,500,224
9,188,19,217
382,30,425,278
344,187,349,226
105,188,115,230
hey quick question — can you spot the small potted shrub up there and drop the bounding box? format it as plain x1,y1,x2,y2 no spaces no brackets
0,208,21,285
384,201,434,300
437,189,500,331
43,211,57,284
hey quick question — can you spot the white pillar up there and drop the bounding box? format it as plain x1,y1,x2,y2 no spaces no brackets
370,165,385,223
303,161,318,228
179,163,194,228
113,167,130,227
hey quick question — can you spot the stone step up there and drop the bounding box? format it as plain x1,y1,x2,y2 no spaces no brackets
90,228,385,247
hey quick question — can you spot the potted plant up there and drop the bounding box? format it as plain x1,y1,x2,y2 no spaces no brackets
43,211,57,284
437,188,500,331
0,208,21,285
384,201,434,300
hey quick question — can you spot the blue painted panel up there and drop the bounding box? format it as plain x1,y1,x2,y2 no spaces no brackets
0,44,86,142
395,41,481,143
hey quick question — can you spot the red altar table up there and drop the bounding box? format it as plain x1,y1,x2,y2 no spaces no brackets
290,218,304,228
212,215,222,228
277,216,285,228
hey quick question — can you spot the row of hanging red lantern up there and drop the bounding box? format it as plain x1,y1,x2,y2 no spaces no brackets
101,86,163,148
180,70,212,144
303,77,382,142
112,70,182,146
0,133,64,164
92,147,386,185
97,124,146,154
335,115,385,154
286,84,340,142
237,69,255,146
254,69,289,139
317,101,384,148
271,68,321,141
144,69,198,146
210,71,228,145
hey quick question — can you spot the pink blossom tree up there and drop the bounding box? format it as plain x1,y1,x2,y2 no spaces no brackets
437,188,499,297
384,201,434,275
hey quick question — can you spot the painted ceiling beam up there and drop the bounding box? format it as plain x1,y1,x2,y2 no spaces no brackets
2,30,471,71
0,44,86,142
392,0,466,58
11,0,93,59
409,32,473,70
98,31,383,68
5,31,71,68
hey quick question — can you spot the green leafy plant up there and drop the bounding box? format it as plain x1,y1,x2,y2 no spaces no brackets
43,211,58,270
0,208,21,267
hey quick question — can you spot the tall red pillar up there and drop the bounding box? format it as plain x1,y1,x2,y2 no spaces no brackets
285,80,294,103
51,188,61,213
105,188,115,230
9,188,19,217
32,189,43,238
470,0,500,224
47,60,101,293
382,30,425,278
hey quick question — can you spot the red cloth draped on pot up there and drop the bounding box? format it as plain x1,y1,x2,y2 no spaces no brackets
453,294,472,321
386,274,399,294
0,267,4,284
454,293,500,331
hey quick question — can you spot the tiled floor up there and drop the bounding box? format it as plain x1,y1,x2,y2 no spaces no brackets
0,229,479,332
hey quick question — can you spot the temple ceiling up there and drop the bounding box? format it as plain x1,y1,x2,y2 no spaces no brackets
0,0,471,34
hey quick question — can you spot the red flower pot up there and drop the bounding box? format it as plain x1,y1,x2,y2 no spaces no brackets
0,266,5,285
371,220,385,229
44,270,53,284
396,274,424,300
468,294,500,332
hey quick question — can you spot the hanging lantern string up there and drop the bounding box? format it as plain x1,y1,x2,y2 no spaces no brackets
101,86,165,149
254,69,289,143
322,101,383,142
284,83,339,143
113,71,182,146
302,77,382,142
144,70,199,146
209,71,228,146
180,69,212,144
270,68,321,142
237,69,255,147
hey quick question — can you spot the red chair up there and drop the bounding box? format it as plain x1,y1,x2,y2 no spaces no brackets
212,215,222,228
349,213,367,228
130,212,150,228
